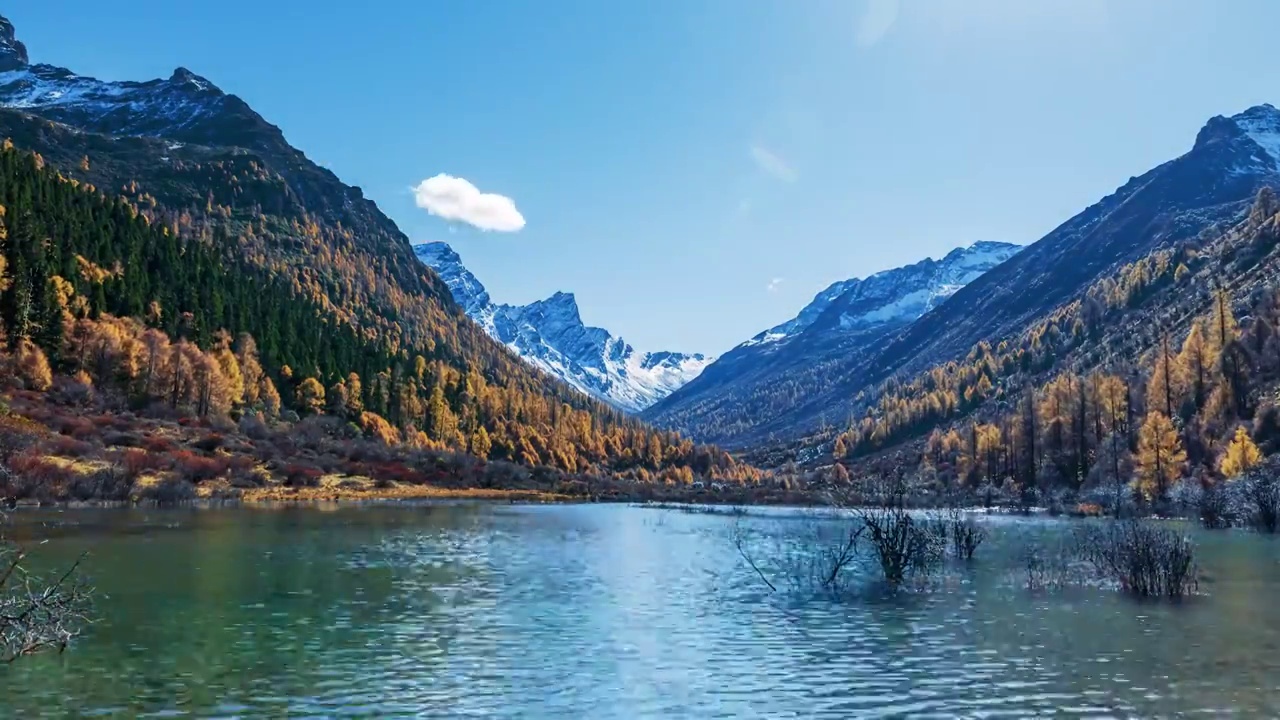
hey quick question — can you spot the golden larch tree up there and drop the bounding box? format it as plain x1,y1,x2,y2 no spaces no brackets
1219,426,1262,478
295,377,326,415
1133,411,1186,501
1147,333,1184,420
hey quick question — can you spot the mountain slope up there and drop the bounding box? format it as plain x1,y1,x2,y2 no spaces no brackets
643,241,1020,442
0,14,749,482
826,186,1280,499
415,242,712,412
649,105,1280,448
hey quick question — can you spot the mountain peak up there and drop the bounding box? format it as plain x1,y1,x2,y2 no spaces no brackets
0,15,29,72
529,291,581,323
939,240,1021,267
413,241,461,265
1232,103,1280,121
741,241,1020,349
411,242,489,314
413,246,712,411
1192,105,1280,168
546,290,577,307
168,67,220,93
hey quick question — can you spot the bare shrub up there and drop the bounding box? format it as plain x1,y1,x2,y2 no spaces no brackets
1076,521,1198,598
191,434,225,452
0,513,93,661
44,435,96,459
948,508,987,560
238,412,271,440
101,430,142,448
1196,481,1238,530
1022,542,1059,591
732,511,863,596
283,464,323,488
1021,537,1076,592
6,453,71,501
1241,475,1280,533
135,476,196,505
67,467,132,503
229,465,271,489
856,505,945,586
170,451,229,483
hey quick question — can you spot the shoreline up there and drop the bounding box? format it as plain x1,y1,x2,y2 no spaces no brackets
3,483,581,510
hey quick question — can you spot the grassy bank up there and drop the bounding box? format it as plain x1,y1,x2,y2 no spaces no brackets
0,390,802,509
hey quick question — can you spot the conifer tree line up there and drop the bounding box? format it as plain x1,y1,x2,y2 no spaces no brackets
0,143,755,484
831,188,1280,503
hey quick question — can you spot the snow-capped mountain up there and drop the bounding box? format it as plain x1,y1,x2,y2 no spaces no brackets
743,241,1021,348
647,104,1280,446
642,241,1019,438
0,16,297,167
414,243,713,412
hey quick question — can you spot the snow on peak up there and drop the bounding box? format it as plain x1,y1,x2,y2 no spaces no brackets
0,24,289,157
413,242,713,412
1231,104,1280,171
169,67,219,93
740,240,1020,349
413,242,490,316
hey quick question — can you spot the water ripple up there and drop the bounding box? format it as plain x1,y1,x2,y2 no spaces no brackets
2,505,1280,717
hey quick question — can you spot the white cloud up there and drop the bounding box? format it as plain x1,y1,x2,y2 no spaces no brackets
412,174,526,232
749,144,798,183
767,277,785,292
855,0,899,48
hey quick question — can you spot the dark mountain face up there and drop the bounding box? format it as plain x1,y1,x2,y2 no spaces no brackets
0,22,409,288
0,15,27,71
0,13,762,484
642,242,1020,444
0,15,458,350
873,105,1280,383
646,105,1280,448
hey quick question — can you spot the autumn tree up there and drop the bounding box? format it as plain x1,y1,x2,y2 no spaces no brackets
295,377,326,416
344,372,364,417
235,333,264,405
471,425,492,459
1177,322,1214,410
1147,332,1183,420
1219,425,1262,478
1133,412,1186,502
260,376,282,417
15,338,52,391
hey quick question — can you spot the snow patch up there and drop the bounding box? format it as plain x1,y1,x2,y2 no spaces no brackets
1232,104,1280,172
413,242,712,412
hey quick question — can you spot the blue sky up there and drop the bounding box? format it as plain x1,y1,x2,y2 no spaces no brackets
8,1,1280,354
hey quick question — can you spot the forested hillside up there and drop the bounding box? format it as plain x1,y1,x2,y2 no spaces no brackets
812,188,1280,509
656,105,1280,448
0,138,761,496
0,9,767,494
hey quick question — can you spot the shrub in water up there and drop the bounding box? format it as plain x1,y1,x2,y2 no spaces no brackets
1075,521,1198,598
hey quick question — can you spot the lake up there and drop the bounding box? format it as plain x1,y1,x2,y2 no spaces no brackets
1,503,1279,717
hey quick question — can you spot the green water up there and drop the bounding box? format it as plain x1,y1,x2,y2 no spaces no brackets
1,504,1279,718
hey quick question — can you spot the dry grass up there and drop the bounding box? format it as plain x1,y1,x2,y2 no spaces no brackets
238,476,571,503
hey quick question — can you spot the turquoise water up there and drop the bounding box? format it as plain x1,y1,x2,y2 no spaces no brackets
1,503,1279,717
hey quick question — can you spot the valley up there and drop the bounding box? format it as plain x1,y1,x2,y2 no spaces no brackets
6,5,1280,718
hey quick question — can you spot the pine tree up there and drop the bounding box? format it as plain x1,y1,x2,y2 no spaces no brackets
1134,412,1186,501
